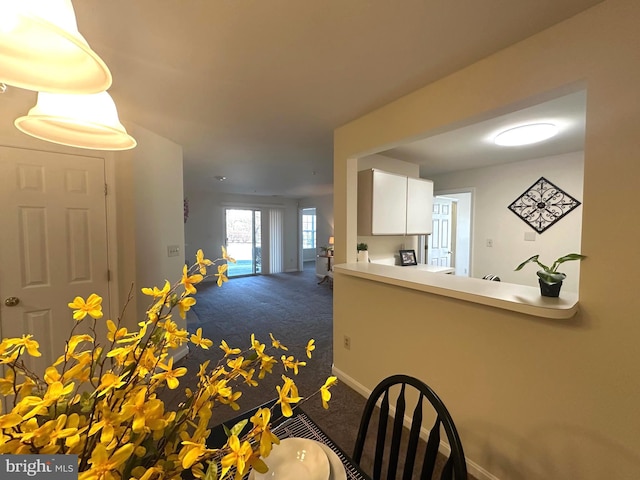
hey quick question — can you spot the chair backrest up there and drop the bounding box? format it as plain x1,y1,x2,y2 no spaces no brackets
482,274,501,281
352,374,467,480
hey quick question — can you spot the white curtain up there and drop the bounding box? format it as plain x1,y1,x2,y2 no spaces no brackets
269,209,284,273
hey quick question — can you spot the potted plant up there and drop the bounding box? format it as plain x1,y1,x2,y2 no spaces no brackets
515,253,586,297
357,243,368,263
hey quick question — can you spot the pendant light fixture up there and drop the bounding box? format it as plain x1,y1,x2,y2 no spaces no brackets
15,91,137,151
0,0,111,94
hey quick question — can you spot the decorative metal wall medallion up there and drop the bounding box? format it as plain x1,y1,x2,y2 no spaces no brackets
508,177,581,233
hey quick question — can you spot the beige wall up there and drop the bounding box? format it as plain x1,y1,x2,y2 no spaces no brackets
114,124,186,345
184,190,302,276
431,151,584,290
333,1,640,479
299,193,334,273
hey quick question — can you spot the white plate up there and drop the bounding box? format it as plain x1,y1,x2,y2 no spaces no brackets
249,438,330,480
316,442,347,480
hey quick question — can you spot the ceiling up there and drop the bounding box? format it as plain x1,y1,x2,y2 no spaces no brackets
3,0,601,197
382,89,587,177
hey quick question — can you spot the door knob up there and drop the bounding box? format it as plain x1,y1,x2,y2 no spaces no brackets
4,297,20,307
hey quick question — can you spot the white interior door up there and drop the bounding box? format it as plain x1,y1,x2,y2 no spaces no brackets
0,147,110,374
428,197,454,267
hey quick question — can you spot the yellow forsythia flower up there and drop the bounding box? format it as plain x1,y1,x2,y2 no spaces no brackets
215,263,229,287
320,376,338,409
67,293,103,321
269,333,288,351
305,339,316,359
190,328,213,349
195,249,214,274
276,375,302,417
0,246,333,480
181,264,203,295
222,245,237,263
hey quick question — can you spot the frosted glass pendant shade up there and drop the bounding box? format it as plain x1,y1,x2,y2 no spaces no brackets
15,92,137,150
0,0,112,93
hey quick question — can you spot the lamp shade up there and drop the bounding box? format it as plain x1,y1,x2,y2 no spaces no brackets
0,0,111,93
15,91,137,151
328,236,335,245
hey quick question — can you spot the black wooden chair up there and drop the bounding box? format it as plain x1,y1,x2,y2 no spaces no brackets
352,374,467,480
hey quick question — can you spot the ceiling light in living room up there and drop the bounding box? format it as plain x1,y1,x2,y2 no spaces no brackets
494,123,558,146
0,0,112,94
15,91,136,150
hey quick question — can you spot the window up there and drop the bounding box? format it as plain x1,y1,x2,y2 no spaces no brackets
302,212,316,249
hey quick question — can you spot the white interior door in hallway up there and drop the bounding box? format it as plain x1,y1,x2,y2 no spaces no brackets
0,146,110,373
428,197,454,267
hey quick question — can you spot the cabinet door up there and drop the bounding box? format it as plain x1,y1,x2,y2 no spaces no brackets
371,170,407,235
406,177,434,234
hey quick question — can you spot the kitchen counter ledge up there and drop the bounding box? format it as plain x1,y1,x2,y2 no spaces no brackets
334,262,578,319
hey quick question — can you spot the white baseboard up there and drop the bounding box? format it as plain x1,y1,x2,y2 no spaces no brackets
331,366,371,398
331,366,500,480
170,344,190,363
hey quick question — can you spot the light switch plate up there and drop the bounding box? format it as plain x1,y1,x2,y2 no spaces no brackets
167,245,180,257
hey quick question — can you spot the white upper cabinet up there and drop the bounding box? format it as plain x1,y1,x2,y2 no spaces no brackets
406,176,434,234
358,169,433,235
358,169,407,235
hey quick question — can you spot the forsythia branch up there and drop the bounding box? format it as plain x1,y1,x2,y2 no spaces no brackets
0,247,337,480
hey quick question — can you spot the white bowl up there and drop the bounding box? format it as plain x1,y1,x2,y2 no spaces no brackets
249,438,330,480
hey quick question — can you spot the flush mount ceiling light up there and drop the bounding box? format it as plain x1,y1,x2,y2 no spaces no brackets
15,91,136,150
0,0,111,93
215,176,227,181
494,123,558,146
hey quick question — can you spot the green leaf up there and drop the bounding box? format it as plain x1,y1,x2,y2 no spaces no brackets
514,255,547,271
204,461,219,480
549,253,586,272
79,392,95,413
230,419,248,437
516,253,585,273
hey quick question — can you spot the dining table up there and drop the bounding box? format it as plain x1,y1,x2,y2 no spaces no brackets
203,401,372,480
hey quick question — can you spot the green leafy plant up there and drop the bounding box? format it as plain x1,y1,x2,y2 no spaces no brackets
356,243,368,252
515,253,586,284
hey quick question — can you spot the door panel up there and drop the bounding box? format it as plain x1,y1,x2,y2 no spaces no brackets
428,197,454,267
0,146,109,374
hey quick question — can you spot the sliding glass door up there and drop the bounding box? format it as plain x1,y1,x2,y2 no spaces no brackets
225,208,261,277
